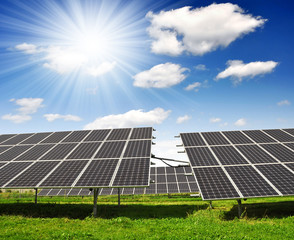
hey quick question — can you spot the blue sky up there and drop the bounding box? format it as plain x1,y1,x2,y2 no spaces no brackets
0,0,293,161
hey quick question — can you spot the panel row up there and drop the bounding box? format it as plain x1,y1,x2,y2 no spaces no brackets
0,127,153,145
193,163,294,200
186,144,294,167
0,140,151,161
181,128,294,147
0,158,150,188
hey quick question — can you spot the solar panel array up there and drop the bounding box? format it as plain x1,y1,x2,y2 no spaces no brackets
0,127,153,189
38,166,198,196
180,128,294,200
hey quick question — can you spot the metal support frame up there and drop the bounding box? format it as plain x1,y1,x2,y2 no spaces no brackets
34,188,38,204
237,199,242,218
118,188,120,206
209,201,213,209
93,188,99,217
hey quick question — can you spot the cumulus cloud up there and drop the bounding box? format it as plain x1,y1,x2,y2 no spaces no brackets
176,115,191,124
195,64,207,71
146,3,266,56
216,60,278,84
15,43,39,54
277,100,291,106
133,63,189,88
84,108,171,129
234,118,247,126
2,98,44,123
87,61,116,77
44,114,82,122
185,82,201,91
210,118,222,123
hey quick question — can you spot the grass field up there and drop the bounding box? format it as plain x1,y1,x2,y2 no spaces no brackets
0,191,293,239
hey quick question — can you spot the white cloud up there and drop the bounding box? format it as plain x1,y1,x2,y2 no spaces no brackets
185,82,201,91
277,100,291,106
44,114,82,122
210,118,221,123
2,114,32,124
87,61,116,77
84,108,171,129
2,98,44,124
216,60,278,84
176,115,191,124
15,43,39,54
195,64,207,71
133,63,189,88
10,98,44,115
234,118,247,126
146,3,266,56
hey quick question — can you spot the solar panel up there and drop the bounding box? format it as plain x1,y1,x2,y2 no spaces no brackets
0,133,33,145
259,144,294,162
123,140,151,158
40,143,78,160
0,146,11,154
186,147,219,166
14,144,55,161
222,131,253,144
84,129,110,142
283,128,294,136
130,127,153,139
41,131,71,143
201,132,230,145
210,146,248,165
20,132,52,145
107,128,131,140
61,130,90,143
0,145,33,161
67,142,101,159
0,134,16,144
242,130,277,143
263,129,294,142
180,132,206,147
181,128,294,201
193,167,240,200
94,141,126,159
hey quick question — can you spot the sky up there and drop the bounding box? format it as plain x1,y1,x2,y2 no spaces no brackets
0,0,294,165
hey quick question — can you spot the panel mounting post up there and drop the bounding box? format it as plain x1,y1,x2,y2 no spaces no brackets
34,188,38,204
93,188,99,217
237,199,242,218
118,188,120,207
209,201,213,209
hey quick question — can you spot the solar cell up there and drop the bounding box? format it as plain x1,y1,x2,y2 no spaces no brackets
211,146,248,165
222,131,253,144
284,143,294,151
263,129,294,142
61,130,90,143
80,188,93,196
41,131,71,143
225,165,279,197
0,134,16,144
122,188,134,195
0,163,6,168
38,189,51,196
176,175,188,182
20,132,52,144
0,145,33,161
150,167,155,174
67,142,101,159
130,127,153,139
156,183,167,193
100,188,113,195
166,174,177,183
0,133,33,145
75,159,119,187
49,189,61,195
256,164,294,195
157,167,165,174
286,163,294,171
84,129,111,142
14,144,55,161
175,167,185,174
166,167,175,174
193,167,240,200
236,145,278,164
112,158,149,186
186,147,219,166
242,130,277,143
68,188,82,196
201,132,230,145
40,160,89,187
0,162,33,186
40,143,78,160
0,146,11,154
7,161,60,187
157,174,166,183
167,183,179,193
107,128,131,140
57,189,72,196
184,166,192,173
259,144,294,162
94,141,126,159
178,183,190,193
180,132,206,147
282,128,294,136
123,140,151,158
189,182,199,192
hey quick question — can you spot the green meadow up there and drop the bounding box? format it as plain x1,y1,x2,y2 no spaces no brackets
0,191,293,239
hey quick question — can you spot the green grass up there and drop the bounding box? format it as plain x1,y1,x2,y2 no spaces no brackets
0,192,293,239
